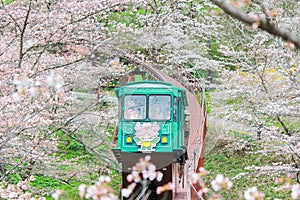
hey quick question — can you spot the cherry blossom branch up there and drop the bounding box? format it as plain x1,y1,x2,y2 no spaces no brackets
0,159,30,181
210,0,300,49
35,56,87,75
1,137,41,181
68,3,122,25
18,0,32,68
254,67,290,135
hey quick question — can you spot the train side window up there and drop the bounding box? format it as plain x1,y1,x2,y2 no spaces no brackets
173,97,177,121
149,95,171,120
124,95,146,120
118,97,122,121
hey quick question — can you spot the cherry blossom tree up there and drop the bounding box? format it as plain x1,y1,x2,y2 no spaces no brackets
0,0,142,195
205,0,300,189
210,0,300,48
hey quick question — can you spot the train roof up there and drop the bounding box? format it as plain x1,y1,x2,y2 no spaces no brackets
116,80,185,90
115,80,188,105
124,80,173,88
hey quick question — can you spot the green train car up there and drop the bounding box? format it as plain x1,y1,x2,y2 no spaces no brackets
111,80,189,199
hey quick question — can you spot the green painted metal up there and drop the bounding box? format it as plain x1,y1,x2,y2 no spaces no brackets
113,80,188,160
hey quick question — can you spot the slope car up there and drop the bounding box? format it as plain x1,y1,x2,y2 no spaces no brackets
111,80,190,199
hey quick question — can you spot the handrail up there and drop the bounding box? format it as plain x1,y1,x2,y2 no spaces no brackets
190,183,205,200
164,62,208,200
135,186,150,200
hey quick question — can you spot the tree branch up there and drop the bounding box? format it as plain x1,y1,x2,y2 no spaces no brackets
211,0,300,49
18,0,32,68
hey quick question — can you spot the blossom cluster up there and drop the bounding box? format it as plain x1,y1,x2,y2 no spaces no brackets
0,0,134,192
275,175,300,199
12,74,64,102
189,165,300,200
48,164,300,200
0,176,45,200
77,176,117,200
244,186,264,200
189,167,233,198
211,174,233,192
291,184,300,199
121,155,173,198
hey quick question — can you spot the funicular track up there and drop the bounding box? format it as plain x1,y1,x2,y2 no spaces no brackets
115,52,207,200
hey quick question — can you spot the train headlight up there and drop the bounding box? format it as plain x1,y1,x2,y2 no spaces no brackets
161,136,168,143
125,136,132,143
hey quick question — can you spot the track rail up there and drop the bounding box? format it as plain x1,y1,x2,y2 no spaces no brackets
116,51,207,200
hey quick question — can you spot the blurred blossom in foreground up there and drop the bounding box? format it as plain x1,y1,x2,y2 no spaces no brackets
52,190,63,200
156,182,174,195
244,186,264,200
46,74,64,90
121,183,136,198
189,167,210,184
291,184,300,199
0,176,42,200
121,155,173,198
78,184,86,198
188,167,210,197
11,74,65,101
78,175,117,200
211,174,233,191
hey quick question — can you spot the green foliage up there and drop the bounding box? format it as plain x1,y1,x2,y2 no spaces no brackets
55,130,93,161
98,100,109,108
288,121,300,134
264,116,284,129
30,176,62,190
227,129,253,141
207,38,237,72
204,142,295,199
225,98,240,105
205,91,212,114
109,169,122,192
198,1,220,12
55,169,121,200
8,173,22,184
30,175,87,200
262,116,300,135
106,8,144,28
4,0,13,5
136,8,146,15
74,88,87,93
5,161,31,184
27,129,121,199
225,97,242,111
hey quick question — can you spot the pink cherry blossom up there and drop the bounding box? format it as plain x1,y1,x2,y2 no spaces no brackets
244,187,264,200
211,174,233,191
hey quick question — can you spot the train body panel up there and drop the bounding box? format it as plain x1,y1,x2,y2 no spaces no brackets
113,81,188,161
120,121,174,152
112,80,189,200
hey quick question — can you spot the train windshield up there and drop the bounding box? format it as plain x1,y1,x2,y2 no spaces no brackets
124,95,146,120
149,95,171,120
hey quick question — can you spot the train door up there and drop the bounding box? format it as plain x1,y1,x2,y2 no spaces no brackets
176,97,185,149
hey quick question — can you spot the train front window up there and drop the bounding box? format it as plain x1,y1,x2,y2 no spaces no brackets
124,95,146,120
149,95,171,120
